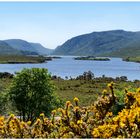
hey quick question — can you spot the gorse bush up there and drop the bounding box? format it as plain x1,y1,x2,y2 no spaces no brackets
0,82,140,138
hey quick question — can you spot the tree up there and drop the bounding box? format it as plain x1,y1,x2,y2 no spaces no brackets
0,92,8,115
9,68,62,121
77,71,94,80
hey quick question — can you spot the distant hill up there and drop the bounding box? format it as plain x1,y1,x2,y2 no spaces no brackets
4,39,38,55
4,39,52,55
0,41,22,55
30,43,53,55
53,30,140,57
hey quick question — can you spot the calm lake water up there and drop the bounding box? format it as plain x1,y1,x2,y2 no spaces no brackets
0,56,140,81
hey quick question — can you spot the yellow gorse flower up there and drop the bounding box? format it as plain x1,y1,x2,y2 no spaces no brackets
40,113,45,117
66,101,71,107
52,110,56,115
74,97,79,102
107,82,114,88
102,89,107,94
10,114,15,118
136,87,140,93
77,119,83,124
27,121,31,126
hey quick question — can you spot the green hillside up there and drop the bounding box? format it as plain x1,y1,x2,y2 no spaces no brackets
4,39,39,55
102,41,140,57
53,30,140,57
4,39,52,55
0,41,22,55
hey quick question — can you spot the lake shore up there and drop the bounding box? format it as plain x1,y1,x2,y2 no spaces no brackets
0,56,139,81
123,56,140,63
0,55,52,64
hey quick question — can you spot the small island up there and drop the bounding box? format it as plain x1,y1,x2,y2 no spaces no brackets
49,56,62,59
123,57,140,63
0,55,52,64
74,56,110,61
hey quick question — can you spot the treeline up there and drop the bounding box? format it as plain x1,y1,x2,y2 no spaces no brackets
52,70,128,82
0,70,130,82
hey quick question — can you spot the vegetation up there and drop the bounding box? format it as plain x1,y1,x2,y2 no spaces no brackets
0,72,13,78
0,55,50,64
52,72,139,107
0,71,139,110
74,56,110,61
105,44,140,57
0,83,140,138
123,56,140,63
0,69,140,138
8,68,62,121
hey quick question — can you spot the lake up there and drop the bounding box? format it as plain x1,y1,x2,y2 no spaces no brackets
0,56,140,81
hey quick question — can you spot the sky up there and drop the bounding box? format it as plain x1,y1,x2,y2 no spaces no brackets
0,2,140,49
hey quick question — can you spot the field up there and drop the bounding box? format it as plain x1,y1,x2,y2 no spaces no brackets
52,77,139,106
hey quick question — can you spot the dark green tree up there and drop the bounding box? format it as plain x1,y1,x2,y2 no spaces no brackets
9,68,63,121
0,92,8,115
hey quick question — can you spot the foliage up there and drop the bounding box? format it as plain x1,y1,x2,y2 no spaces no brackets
0,72,13,78
0,82,139,138
8,68,62,121
0,78,13,115
0,92,9,114
76,71,94,80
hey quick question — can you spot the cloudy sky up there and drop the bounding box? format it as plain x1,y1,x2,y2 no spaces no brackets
0,2,140,49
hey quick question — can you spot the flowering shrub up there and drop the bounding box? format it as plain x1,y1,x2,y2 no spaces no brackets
0,82,140,138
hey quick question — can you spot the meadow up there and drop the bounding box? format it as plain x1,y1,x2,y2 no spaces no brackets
1,73,139,108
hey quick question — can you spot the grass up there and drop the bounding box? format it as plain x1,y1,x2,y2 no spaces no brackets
53,80,99,106
0,55,49,64
123,56,140,63
52,78,139,106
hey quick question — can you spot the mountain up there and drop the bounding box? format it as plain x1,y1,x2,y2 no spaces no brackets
30,43,53,55
4,39,38,55
53,30,140,57
0,41,22,55
4,39,52,55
